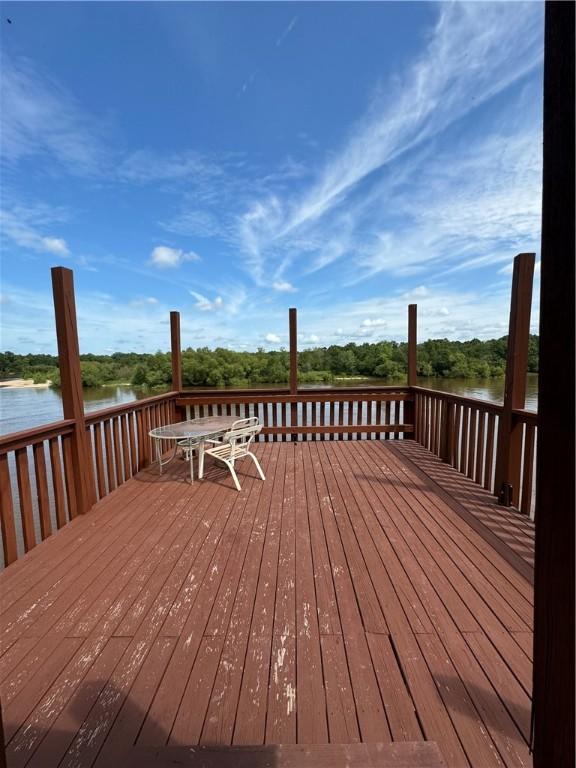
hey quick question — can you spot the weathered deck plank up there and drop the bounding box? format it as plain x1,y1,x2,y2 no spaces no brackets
0,441,534,768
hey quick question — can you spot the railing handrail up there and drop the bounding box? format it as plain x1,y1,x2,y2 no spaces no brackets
179,384,410,397
177,388,411,407
412,385,538,420
0,418,76,454
411,385,505,414
0,391,178,451
512,407,538,425
84,390,178,424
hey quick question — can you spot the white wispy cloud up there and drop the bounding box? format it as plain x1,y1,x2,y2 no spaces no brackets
130,297,159,307
160,209,220,238
361,318,387,328
237,2,543,286
118,149,224,185
1,57,109,175
265,332,281,343
276,16,298,47
272,279,296,293
238,70,259,98
190,291,223,312
1,205,70,257
149,246,201,269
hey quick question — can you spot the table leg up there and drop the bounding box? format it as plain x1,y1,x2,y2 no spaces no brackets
188,439,194,483
156,439,162,476
199,442,205,479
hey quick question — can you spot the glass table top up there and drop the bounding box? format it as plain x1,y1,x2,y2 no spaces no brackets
149,415,238,441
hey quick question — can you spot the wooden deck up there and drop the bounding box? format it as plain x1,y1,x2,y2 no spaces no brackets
0,440,534,767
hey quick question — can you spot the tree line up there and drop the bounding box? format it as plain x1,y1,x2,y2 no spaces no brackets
0,335,539,389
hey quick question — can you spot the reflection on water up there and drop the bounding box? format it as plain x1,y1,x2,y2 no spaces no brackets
0,385,167,436
0,374,538,437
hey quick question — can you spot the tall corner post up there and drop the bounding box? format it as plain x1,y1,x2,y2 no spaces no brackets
407,304,417,387
494,253,535,506
289,308,298,395
170,311,182,392
532,1,575,765
170,311,183,422
406,304,417,440
289,308,298,439
51,266,95,515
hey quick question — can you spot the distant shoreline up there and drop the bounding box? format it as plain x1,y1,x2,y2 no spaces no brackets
0,378,52,389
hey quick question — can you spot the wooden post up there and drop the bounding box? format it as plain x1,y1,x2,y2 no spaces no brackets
405,304,417,437
51,267,95,515
407,304,417,386
289,308,298,439
493,253,535,506
532,2,575,765
170,311,182,392
289,308,298,395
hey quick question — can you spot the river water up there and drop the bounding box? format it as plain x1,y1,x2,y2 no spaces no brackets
0,375,538,437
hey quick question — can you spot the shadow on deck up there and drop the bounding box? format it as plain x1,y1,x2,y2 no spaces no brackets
0,440,534,767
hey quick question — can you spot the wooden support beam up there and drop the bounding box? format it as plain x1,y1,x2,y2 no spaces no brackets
289,308,298,395
493,253,535,506
407,304,417,386
405,304,417,435
170,311,182,392
288,308,298,438
532,2,575,765
51,267,95,515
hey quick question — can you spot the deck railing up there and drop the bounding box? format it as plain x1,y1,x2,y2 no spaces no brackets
0,391,177,566
176,386,413,441
413,386,537,516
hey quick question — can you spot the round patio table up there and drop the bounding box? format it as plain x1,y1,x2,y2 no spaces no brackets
149,415,238,482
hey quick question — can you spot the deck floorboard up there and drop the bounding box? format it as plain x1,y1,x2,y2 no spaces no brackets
0,440,534,768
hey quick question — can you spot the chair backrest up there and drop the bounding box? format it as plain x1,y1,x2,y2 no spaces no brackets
224,417,261,457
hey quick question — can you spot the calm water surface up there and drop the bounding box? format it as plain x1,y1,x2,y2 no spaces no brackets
0,375,538,437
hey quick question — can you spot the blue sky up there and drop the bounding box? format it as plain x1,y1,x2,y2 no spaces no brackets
1,1,544,354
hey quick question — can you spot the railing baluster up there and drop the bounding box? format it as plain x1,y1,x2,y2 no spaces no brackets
367,399,374,440
475,412,486,485
460,407,469,474
430,397,437,454
33,442,52,540
49,437,68,528
121,415,131,481
467,409,477,480
301,399,307,442
453,404,462,470
104,420,116,491
113,417,124,486
0,453,18,565
311,401,317,442
93,423,107,498
15,447,36,551
62,434,78,519
484,413,496,492
521,424,536,516
129,413,138,475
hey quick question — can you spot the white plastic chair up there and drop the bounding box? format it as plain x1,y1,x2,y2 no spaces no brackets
204,417,265,491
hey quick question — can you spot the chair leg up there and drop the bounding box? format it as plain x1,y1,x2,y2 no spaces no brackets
198,443,205,479
247,451,266,481
225,460,242,491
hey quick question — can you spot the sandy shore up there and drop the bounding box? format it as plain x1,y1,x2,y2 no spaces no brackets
0,378,52,389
